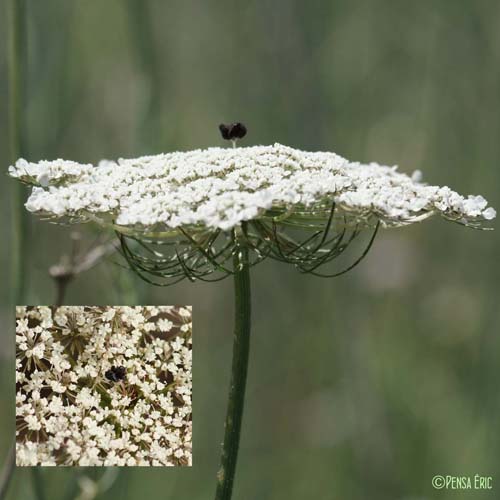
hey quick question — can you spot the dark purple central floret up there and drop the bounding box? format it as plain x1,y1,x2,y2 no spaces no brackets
105,365,126,382
219,122,247,141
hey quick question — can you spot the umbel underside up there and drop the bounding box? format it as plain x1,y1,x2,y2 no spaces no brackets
117,202,381,286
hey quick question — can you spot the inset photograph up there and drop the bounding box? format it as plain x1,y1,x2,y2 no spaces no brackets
15,306,192,466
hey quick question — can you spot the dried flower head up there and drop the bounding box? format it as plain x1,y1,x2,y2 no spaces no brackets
16,306,192,466
9,143,495,284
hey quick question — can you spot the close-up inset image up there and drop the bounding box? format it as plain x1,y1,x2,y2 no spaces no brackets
15,306,192,467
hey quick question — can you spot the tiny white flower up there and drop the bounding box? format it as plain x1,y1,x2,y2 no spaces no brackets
8,144,495,230
16,306,191,466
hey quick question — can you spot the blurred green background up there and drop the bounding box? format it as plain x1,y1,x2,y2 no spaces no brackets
1,0,499,499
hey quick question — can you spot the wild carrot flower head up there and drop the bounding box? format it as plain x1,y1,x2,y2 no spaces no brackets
16,306,192,466
9,143,495,284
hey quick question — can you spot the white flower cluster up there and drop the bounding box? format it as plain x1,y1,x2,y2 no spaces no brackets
9,143,495,231
10,158,93,187
16,306,192,466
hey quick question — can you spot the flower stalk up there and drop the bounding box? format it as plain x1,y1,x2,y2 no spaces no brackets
0,442,15,500
9,0,28,305
214,223,252,500
1,0,27,498
31,469,46,500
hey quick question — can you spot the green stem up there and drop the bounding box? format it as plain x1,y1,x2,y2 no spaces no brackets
124,0,162,152
31,469,46,500
9,0,28,305
0,443,15,500
1,1,27,499
214,226,252,500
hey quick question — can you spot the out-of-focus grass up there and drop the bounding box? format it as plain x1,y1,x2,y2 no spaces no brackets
1,1,499,499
